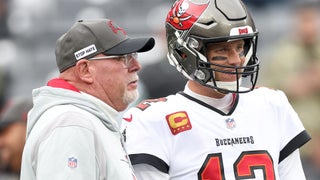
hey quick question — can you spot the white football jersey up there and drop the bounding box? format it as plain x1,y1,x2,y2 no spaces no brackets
121,87,310,180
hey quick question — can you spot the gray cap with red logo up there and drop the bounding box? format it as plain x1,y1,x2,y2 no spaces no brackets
55,19,155,72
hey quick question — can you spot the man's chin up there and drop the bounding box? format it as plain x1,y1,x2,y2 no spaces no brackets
123,90,139,105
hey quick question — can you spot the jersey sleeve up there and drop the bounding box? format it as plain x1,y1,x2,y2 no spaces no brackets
272,90,311,162
122,105,172,174
133,164,170,180
278,149,306,180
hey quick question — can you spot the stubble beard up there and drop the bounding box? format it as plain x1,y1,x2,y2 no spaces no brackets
123,89,139,106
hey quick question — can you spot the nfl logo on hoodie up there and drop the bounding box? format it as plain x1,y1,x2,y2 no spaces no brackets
68,157,77,168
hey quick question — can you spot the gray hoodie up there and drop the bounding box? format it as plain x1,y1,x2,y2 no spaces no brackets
20,79,136,180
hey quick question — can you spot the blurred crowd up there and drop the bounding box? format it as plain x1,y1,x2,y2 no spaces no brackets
260,1,320,179
0,0,319,179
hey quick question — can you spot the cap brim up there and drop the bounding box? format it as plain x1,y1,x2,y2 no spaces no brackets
104,37,155,55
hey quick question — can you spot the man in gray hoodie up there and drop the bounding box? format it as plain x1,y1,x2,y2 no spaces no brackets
20,19,154,180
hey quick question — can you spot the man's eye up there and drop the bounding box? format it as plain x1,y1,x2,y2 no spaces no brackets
239,51,245,57
216,48,228,53
236,46,244,51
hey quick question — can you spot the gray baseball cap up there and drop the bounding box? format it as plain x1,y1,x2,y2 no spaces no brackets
55,19,155,72
0,97,33,130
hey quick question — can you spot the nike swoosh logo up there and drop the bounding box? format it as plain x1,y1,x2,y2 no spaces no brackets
123,114,133,122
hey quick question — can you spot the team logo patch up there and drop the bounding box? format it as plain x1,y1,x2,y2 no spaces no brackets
230,25,253,36
166,111,192,135
225,118,236,129
68,157,78,168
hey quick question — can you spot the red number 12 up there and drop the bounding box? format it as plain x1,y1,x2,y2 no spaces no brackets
198,150,275,180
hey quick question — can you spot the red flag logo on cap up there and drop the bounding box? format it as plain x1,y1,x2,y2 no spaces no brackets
108,20,127,35
166,0,209,30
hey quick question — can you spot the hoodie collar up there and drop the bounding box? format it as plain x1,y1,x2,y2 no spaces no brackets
47,78,119,125
47,78,80,93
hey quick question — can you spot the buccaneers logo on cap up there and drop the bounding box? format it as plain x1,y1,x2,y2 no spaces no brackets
166,0,209,30
108,20,126,35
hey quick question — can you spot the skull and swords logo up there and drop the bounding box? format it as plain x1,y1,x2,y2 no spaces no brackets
167,0,209,30
170,1,192,27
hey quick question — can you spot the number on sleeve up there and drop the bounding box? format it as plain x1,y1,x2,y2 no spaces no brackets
136,98,167,111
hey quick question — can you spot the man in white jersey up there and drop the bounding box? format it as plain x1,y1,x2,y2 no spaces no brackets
20,19,154,180
121,0,311,179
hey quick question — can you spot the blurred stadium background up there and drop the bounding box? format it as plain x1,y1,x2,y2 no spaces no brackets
2,0,320,179
0,0,292,98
